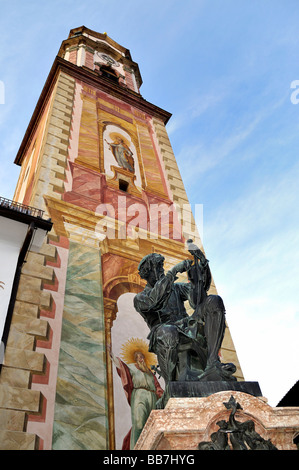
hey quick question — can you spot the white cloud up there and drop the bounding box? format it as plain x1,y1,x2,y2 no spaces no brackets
228,300,298,406
203,162,299,406
167,89,228,136
175,112,263,187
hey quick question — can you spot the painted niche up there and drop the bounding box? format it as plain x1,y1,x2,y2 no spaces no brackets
103,125,142,192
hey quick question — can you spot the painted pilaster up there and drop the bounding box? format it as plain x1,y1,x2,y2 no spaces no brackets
52,234,109,450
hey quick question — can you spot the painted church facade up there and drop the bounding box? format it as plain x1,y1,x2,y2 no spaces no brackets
0,26,243,450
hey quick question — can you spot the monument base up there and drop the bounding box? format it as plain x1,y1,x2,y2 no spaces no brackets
135,388,299,450
167,380,262,399
157,380,262,409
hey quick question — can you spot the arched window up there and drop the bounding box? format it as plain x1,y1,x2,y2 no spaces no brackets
100,64,119,83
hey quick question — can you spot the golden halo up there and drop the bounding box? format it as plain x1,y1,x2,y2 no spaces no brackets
108,132,131,149
119,337,157,367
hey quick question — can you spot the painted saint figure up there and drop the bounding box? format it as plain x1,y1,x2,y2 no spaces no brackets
108,340,163,450
105,136,135,173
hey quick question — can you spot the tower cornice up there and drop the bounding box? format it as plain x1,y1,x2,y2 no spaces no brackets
14,56,171,166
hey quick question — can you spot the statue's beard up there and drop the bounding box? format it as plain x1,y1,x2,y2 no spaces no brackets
153,266,164,282
157,271,164,280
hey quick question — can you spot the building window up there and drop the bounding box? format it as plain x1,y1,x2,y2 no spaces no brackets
100,65,119,83
119,180,129,192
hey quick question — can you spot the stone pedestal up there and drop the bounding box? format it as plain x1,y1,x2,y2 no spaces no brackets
167,380,262,400
135,390,299,450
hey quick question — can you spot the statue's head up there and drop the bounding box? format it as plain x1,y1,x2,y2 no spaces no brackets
138,253,165,286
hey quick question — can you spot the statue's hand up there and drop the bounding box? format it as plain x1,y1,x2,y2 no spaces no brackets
172,259,192,274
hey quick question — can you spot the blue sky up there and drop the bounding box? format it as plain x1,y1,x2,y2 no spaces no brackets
0,0,298,406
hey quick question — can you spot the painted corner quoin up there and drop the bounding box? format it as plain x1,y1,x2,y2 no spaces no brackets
0,26,244,450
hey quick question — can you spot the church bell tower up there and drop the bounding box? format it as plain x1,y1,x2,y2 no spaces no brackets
1,26,243,450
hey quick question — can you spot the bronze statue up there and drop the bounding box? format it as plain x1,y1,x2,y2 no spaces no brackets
133,241,237,395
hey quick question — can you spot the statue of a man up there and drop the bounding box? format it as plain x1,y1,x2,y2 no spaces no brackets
133,248,236,389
